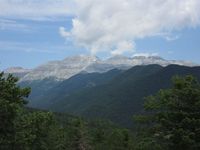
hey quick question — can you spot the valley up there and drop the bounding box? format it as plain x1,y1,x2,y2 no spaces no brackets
5,55,200,127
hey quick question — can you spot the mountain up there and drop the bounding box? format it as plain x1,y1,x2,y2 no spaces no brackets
23,69,123,108
4,67,31,78
5,55,196,82
5,55,199,127
19,78,61,106
104,55,196,67
21,55,99,81
43,65,200,127
85,55,197,73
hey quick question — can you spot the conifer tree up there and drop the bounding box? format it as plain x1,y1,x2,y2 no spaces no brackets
0,73,30,150
137,75,200,150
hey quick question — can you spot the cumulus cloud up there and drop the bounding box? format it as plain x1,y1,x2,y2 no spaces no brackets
0,0,75,20
111,41,135,56
2,0,200,55
63,0,200,55
59,27,71,38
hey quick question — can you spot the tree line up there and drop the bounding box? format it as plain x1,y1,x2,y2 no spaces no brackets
1,72,200,150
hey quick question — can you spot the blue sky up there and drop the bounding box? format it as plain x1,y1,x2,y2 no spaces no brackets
0,0,200,70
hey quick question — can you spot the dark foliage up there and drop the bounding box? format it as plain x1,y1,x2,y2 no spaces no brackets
0,72,135,150
135,75,200,150
48,65,200,127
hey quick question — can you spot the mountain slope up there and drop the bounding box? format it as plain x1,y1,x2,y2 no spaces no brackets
48,65,200,127
24,69,123,108
21,55,99,81
19,78,61,106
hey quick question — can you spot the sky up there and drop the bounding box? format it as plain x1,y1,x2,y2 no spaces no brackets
0,0,200,70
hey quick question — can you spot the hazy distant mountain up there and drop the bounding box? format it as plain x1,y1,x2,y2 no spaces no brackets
21,55,99,81
4,55,197,82
107,55,196,67
4,67,31,73
4,67,32,78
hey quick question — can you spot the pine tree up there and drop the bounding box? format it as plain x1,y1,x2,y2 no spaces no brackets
137,75,200,150
0,72,30,150
72,118,92,150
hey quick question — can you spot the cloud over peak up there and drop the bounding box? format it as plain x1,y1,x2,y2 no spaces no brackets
63,0,200,55
1,0,200,55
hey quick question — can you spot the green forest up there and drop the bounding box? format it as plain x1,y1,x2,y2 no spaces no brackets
1,72,200,150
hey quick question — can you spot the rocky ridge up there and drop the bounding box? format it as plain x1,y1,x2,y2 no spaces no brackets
4,55,197,82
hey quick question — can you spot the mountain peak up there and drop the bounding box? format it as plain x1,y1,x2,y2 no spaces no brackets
16,54,197,82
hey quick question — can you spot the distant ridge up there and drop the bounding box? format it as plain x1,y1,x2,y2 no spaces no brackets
4,67,31,74
4,67,32,78
5,55,197,82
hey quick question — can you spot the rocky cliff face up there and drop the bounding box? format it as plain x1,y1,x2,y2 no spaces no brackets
4,55,197,82
21,55,99,81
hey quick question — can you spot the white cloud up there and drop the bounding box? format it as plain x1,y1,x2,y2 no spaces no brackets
0,0,75,21
63,0,200,55
59,27,71,38
133,53,159,57
111,41,135,56
1,0,200,55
